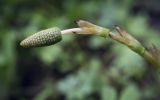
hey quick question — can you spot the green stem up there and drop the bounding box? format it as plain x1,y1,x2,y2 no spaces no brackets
77,20,160,68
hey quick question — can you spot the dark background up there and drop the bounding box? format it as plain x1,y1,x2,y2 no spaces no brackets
0,0,160,100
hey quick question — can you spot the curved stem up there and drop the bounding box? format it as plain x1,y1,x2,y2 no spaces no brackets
76,20,160,68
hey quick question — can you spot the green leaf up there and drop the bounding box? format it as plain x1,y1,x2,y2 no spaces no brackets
120,84,141,100
36,45,62,64
101,86,117,100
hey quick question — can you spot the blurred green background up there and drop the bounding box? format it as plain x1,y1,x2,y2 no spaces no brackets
0,0,160,100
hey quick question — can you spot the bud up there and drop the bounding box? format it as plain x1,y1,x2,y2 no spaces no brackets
20,27,62,48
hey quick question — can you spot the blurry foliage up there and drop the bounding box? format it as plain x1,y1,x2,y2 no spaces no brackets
0,0,160,100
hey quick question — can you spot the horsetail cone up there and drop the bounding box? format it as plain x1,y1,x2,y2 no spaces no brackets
20,27,62,48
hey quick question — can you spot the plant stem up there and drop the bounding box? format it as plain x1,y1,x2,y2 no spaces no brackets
61,28,86,35
76,20,160,68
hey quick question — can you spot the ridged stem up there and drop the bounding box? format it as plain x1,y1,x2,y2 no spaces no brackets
76,20,160,68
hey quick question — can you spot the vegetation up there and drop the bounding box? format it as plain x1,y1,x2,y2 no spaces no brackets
1,0,160,100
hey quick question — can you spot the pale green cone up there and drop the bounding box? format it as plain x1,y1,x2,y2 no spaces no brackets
20,27,62,48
